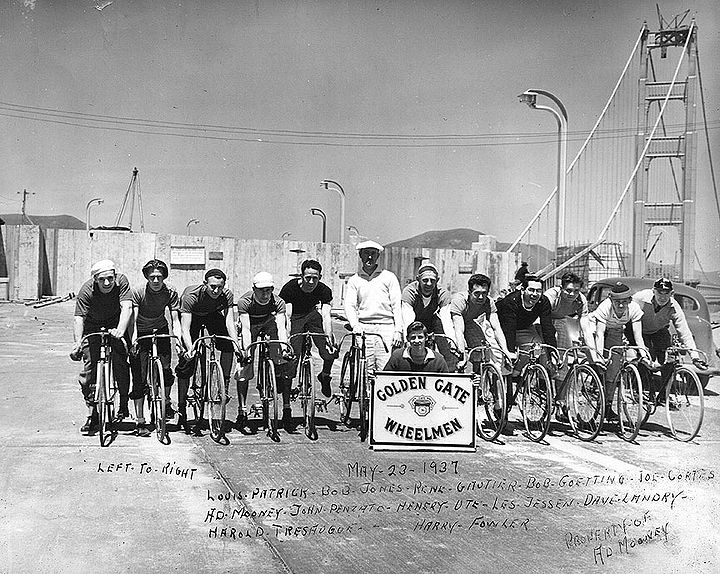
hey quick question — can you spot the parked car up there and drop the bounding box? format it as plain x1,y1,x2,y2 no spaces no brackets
586,277,719,387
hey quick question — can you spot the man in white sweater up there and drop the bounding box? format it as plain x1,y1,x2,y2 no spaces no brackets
344,240,403,371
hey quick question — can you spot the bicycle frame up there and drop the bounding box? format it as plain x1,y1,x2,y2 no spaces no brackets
466,343,507,443
288,331,332,440
134,331,178,444
606,345,651,442
245,336,293,441
513,343,557,443
80,329,125,447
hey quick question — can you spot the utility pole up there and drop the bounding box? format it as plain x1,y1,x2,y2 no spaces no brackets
17,189,36,224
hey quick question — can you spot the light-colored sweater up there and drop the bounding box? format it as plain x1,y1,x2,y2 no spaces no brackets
344,268,402,329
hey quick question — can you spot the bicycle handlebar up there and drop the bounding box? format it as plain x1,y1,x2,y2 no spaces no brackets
135,333,179,344
190,334,242,354
561,345,600,364
665,346,708,366
339,331,389,353
245,338,294,354
431,334,462,358
605,345,652,362
78,329,129,351
288,331,333,344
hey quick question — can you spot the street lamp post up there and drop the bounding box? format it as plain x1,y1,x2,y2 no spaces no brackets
85,198,104,233
518,89,568,249
320,179,346,244
310,208,327,242
346,225,360,238
186,218,200,235
281,231,292,240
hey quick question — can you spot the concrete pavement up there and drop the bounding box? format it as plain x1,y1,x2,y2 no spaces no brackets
1,300,719,573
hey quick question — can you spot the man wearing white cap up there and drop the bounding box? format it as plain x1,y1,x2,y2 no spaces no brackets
344,240,403,371
401,261,457,369
236,271,292,433
71,259,133,434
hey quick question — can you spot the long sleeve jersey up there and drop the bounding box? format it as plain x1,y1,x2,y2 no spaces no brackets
344,268,402,329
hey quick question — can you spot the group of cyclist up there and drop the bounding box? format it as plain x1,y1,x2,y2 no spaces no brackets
71,239,700,439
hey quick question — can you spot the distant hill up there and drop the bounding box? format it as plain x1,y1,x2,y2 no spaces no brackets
386,228,554,270
0,214,85,229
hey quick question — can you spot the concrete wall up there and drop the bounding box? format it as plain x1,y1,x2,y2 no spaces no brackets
3,225,520,303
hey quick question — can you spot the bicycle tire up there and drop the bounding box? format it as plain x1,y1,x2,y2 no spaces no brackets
339,350,355,425
567,364,605,442
617,363,644,442
475,363,507,442
665,366,704,442
358,359,369,442
521,364,552,442
97,360,109,446
300,359,316,439
189,346,206,425
263,359,280,438
151,358,168,443
207,358,226,441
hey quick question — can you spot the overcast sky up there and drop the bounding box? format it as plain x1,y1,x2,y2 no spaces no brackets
0,0,717,270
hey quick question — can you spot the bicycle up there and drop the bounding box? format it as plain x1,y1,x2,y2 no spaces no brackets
187,333,240,442
554,346,605,442
509,343,558,443
133,331,179,444
245,335,294,442
78,329,127,447
640,346,707,442
335,325,388,442
464,342,508,443
288,331,334,440
604,345,650,442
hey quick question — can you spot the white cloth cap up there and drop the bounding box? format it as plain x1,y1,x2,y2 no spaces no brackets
252,271,274,288
355,240,384,252
90,259,116,278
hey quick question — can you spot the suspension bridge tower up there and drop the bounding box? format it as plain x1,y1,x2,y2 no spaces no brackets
632,11,698,281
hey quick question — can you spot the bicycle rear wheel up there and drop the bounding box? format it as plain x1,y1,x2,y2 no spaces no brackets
150,358,167,443
665,367,704,442
299,359,316,439
521,364,551,442
358,360,369,442
617,364,644,442
207,359,226,442
475,364,507,442
567,364,605,442
338,351,356,425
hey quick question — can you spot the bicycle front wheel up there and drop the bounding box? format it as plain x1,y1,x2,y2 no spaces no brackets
189,349,206,425
521,364,551,442
97,361,109,446
299,359,316,439
262,360,280,438
150,358,167,443
207,359,226,442
338,351,355,425
358,360,369,442
567,364,605,442
475,364,507,442
666,367,704,442
617,364,644,442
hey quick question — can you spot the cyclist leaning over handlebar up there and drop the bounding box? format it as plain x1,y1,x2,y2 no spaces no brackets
176,268,242,431
128,259,182,437
585,281,648,419
71,259,133,434
343,240,403,372
626,277,701,400
401,261,458,371
236,271,293,433
279,259,337,398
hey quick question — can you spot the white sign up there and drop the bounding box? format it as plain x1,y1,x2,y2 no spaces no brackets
170,246,206,266
370,372,475,451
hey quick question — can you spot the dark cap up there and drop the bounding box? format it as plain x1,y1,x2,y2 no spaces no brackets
653,278,673,292
204,268,227,282
609,282,631,300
